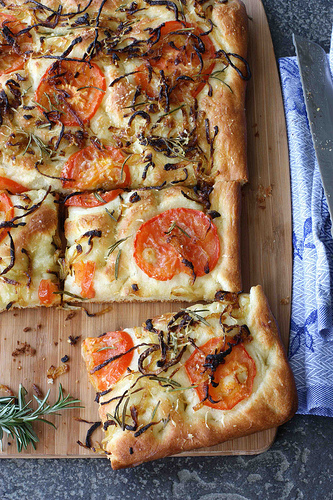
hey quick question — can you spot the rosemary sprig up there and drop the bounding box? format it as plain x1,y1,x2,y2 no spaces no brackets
106,412,121,427
165,221,191,238
151,400,160,420
148,376,181,388
0,384,82,452
32,99,48,112
120,154,132,180
94,192,106,204
77,86,106,92
167,384,199,393
53,291,88,301
105,208,118,222
208,73,233,93
43,92,64,114
121,397,130,431
115,249,122,280
183,308,211,326
21,85,32,97
96,346,116,352
21,131,53,158
123,101,149,110
107,236,131,256
158,104,185,120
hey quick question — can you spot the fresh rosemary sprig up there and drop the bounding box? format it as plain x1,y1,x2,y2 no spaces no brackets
158,104,185,120
183,308,211,326
165,221,191,238
96,346,116,352
107,236,131,256
53,290,88,301
0,384,82,452
21,131,53,157
115,249,122,280
94,192,107,204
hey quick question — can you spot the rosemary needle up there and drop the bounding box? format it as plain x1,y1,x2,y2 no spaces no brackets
0,384,82,452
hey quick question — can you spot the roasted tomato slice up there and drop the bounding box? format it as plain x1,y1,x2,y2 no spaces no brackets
0,14,32,75
185,336,256,410
61,145,130,190
65,189,123,207
38,279,59,306
82,331,134,392
135,21,215,100
133,207,220,281
35,60,106,127
73,260,96,299
0,192,14,244
0,177,27,194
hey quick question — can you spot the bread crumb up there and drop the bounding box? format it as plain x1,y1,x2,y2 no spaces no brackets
256,184,273,209
12,342,36,357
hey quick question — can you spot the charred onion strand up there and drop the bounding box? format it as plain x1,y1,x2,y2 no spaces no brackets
90,343,154,374
85,421,101,448
217,50,251,81
0,232,15,276
144,0,180,21
128,110,151,126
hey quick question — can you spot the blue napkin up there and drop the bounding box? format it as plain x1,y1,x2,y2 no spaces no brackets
278,32,333,416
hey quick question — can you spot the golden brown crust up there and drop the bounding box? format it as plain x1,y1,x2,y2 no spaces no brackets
82,286,297,469
198,0,248,182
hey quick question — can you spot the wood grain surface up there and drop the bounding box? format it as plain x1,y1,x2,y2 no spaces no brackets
0,0,291,459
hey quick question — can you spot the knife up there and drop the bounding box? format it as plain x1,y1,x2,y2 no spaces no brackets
293,34,333,237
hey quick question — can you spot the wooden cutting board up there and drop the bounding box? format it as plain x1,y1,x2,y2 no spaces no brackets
0,0,291,458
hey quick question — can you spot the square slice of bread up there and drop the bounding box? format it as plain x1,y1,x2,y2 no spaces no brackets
0,189,60,312
63,179,241,302
82,285,298,469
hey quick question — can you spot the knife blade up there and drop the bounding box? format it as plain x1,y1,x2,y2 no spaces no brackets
293,34,333,237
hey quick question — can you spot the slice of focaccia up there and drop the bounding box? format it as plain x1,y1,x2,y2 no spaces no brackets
0,0,249,192
82,286,298,469
63,179,241,302
0,188,60,312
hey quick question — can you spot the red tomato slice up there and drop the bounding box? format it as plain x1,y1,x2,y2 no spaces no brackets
133,207,220,281
82,331,134,392
38,279,58,305
0,14,32,76
135,21,216,100
61,145,130,190
65,189,123,207
73,260,96,299
185,336,256,410
0,177,27,194
0,192,14,244
35,60,106,126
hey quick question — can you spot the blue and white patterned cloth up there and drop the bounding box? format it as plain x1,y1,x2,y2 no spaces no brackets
278,30,333,416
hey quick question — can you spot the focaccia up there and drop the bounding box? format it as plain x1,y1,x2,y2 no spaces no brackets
63,179,241,302
82,285,298,469
0,0,249,192
0,188,60,312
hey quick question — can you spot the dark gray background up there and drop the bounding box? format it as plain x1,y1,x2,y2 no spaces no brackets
1,1,333,499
